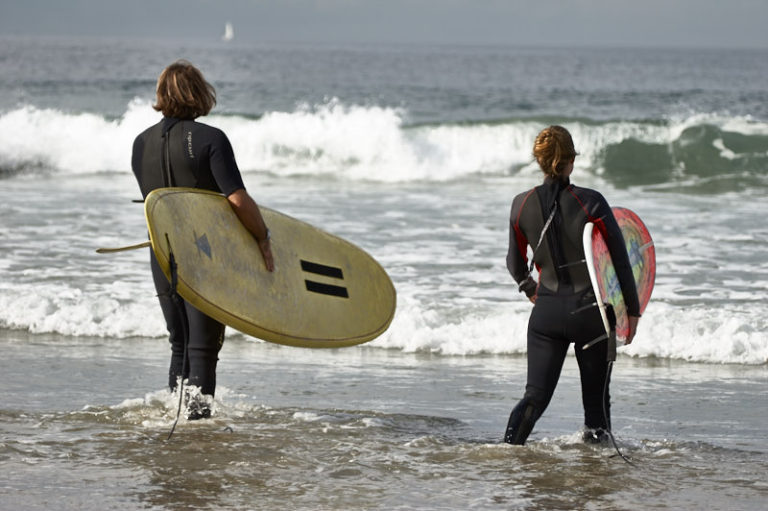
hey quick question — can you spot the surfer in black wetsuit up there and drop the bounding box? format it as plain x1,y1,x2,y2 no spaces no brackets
504,125,641,445
131,60,274,420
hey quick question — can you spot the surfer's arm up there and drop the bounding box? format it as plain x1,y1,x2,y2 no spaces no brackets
599,206,641,318
227,189,275,272
507,202,537,300
626,315,639,345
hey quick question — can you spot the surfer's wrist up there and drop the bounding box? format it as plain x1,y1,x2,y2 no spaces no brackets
518,276,537,297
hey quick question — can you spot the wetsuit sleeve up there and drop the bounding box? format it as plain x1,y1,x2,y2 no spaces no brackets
208,130,246,196
131,134,144,184
595,198,641,316
507,193,537,297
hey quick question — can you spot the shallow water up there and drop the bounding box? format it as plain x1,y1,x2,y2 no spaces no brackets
1,331,766,510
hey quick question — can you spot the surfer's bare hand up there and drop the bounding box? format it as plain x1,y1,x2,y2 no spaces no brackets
625,315,640,344
258,239,275,272
528,295,536,304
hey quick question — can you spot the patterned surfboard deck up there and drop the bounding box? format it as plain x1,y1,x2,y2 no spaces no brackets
584,207,655,342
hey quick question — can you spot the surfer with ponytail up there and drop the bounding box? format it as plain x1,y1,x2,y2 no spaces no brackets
503,125,641,445
532,125,578,183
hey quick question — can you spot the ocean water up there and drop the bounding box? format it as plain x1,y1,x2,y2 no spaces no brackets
1,37,767,510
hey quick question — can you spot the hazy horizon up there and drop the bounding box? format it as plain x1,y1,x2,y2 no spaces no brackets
1,0,767,50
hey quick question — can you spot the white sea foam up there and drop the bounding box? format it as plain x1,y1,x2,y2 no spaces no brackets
369,299,768,365
1,273,766,364
0,99,157,174
0,280,164,338
2,100,766,181
1,100,766,366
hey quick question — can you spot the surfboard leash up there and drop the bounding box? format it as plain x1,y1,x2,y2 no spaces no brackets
164,234,190,441
603,344,633,465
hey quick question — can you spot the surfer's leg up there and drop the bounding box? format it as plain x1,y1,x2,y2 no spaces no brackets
151,253,188,391
184,303,225,415
567,291,611,436
505,296,569,444
575,342,610,431
504,397,541,445
570,295,612,433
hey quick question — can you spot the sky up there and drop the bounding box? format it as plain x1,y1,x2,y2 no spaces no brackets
1,0,767,49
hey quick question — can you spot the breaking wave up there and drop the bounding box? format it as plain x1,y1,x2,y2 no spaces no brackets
1,99,767,188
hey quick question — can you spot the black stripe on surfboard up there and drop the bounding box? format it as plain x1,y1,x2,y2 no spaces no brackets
300,260,344,280
304,280,349,298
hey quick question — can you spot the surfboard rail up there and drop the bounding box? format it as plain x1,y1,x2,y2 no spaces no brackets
583,222,612,338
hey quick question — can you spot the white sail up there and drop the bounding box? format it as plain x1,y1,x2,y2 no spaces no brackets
222,22,234,42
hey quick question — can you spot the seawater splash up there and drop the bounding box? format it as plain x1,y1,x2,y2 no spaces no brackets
217,100,539,181
2,100,767,186
373,300,768,365
0,99,158,176
4,281,765,364
0,283,163,338
1,99,767,365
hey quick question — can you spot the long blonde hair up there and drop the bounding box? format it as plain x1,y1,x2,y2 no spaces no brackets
532,125,577,181
153,60,216,119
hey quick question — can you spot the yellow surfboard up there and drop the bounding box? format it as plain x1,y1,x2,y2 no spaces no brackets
144,187,396,348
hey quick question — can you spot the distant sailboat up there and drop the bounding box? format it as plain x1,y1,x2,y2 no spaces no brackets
222,22,234,42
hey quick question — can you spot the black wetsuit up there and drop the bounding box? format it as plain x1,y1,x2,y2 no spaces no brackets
504,177,640,444
132,117,245,401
